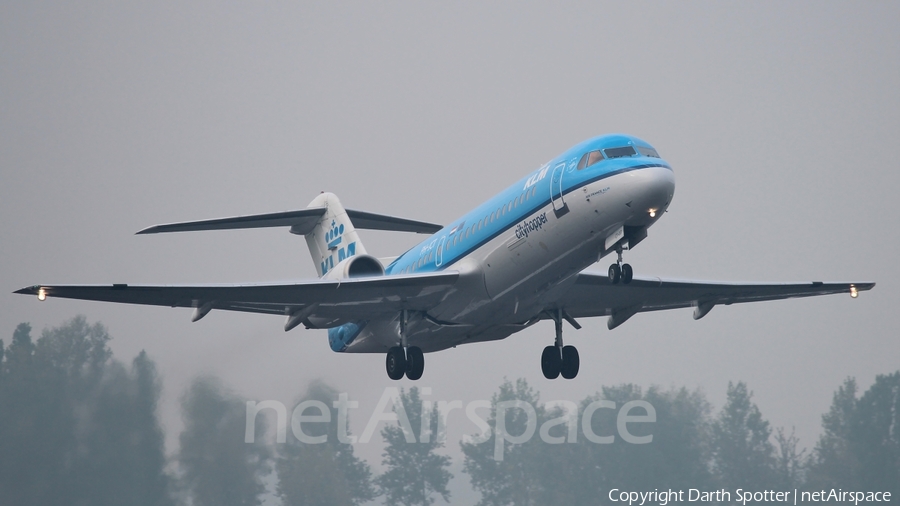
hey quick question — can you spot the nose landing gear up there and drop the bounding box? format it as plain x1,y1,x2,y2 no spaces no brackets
608,246,633,285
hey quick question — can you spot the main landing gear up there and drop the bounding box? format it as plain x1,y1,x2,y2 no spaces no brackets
386,345,424,380
385,310,425,381
541,309,580,380
608,246,633,285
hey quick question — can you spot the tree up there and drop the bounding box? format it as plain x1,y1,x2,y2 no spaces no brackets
710,381,776,489
530,384,714,503
807,377,859,487
462,379,545,506
0,321,65,506
808,373,900,494
179,376,271,506
0,318,176,506
377,387,452,506
851,372,900,493
773,427,806,488
129,350,173,505
72,351,173,506
277,380,375,506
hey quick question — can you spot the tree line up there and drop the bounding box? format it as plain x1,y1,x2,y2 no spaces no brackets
0,317,897,505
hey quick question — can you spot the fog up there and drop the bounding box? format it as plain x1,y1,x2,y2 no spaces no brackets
2,2,898,503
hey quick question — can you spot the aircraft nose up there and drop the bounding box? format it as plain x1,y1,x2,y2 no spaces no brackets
628,166,675,224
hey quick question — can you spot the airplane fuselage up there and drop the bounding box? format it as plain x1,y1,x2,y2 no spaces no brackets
329,134,676,354
16,132,871,381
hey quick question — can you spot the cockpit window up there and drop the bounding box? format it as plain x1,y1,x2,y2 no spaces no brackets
577,150,605,170
604,146,637,159
577,153,589,170
637,146,660,158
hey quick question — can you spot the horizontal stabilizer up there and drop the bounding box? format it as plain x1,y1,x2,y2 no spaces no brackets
136,208,442,235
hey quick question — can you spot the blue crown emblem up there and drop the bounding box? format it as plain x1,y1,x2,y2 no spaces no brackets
326,220,344,249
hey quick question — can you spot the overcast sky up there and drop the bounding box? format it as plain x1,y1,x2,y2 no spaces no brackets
2,1,898,477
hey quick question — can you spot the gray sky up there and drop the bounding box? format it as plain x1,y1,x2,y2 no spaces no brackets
2,1,898,477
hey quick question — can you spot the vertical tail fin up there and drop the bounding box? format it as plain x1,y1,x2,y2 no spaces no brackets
304,193,368,277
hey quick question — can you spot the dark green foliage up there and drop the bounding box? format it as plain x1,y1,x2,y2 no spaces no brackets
586,385,714,492
276,380,375,506
807,377,858,488
462,380,714,505
711,381,777,489
461,379,545,506
3,315,899,502
178,376,271,506
0,317,175,506
807,374,900,494
773,427,806,488
851,372,900,492
377,387,452,506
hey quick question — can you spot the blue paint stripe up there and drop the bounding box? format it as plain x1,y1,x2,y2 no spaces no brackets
387,162,670,273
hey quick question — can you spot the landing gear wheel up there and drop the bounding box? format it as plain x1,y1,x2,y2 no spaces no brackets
608,263,622,284
385,346,407,380
560,345,580,379
621,263,633,284
541,345,562,379
405,346,424,380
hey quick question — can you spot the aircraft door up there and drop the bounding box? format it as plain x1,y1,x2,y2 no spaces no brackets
550,162,569,217
435,236,446,267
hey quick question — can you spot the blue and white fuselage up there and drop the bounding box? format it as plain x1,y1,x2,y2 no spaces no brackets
20,132,869,381
328,134,675,353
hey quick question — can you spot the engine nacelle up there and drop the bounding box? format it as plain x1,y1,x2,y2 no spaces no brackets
321,254,385,281
308,255,385,329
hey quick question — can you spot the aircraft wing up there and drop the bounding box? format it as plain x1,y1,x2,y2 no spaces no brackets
556,272,874,329
14,271,459,329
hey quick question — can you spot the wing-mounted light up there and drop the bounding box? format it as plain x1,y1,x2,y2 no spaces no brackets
850,285,858,298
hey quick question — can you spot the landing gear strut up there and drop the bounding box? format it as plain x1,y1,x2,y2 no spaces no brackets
608,246,633,285
541,309,580,380
385,310,425,381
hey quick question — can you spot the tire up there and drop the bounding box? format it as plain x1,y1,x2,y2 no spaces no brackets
621,263,633,284
608,263,621,284
406,346,425,381
560,345,580,379
385,346,407,380
541,345,561,379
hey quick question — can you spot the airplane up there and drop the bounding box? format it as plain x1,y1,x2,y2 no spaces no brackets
15,134,874,381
